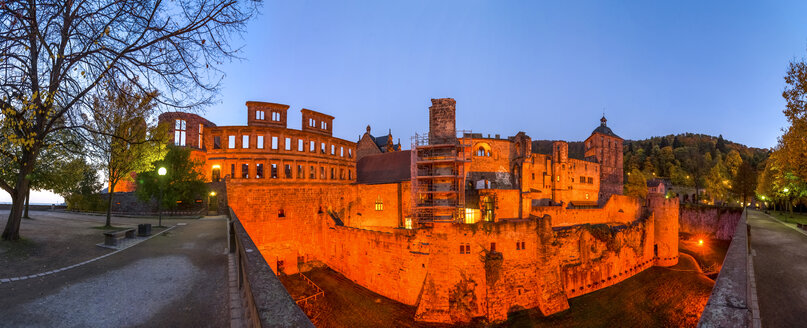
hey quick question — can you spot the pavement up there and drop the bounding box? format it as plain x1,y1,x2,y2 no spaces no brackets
747,210,807,328
0,214,230,328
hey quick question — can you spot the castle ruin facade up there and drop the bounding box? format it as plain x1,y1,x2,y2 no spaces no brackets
157,98,679,324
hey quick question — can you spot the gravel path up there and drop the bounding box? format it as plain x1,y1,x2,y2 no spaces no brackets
0,214,229,328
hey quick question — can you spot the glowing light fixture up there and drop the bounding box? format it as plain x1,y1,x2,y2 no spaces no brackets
212,164,221,169
698,239,704,246
210,191,216,197
783,188,789,193
158,167,167,176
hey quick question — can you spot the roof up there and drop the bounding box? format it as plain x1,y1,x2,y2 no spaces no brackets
589,115,622,139
371,134,400,152
356,150,411,184
591,125,621,139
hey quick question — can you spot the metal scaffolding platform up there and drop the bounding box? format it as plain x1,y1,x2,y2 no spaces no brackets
410,131,472,226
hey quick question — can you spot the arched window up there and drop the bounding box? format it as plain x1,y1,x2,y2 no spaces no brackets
474,143,491,157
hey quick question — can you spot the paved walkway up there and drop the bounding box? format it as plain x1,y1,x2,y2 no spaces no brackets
747,210,807,328
0,215,230,328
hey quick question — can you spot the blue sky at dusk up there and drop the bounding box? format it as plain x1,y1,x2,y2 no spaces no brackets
6,1,807,204
208,1,805,149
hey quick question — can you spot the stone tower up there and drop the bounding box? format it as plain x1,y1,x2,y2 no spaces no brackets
551,141,569,204
584,116,623,204
428,98,456,144
648,194,679,267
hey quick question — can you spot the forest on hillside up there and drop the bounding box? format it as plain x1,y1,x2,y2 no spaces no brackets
622,133,768,204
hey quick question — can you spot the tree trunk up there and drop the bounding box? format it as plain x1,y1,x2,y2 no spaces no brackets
105,182,116,228
2,176,31,241
23,188,31,219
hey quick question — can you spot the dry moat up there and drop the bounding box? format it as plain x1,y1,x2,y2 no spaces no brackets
280,237,728,328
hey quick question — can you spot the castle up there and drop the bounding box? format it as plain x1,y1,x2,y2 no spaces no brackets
155,99,679,324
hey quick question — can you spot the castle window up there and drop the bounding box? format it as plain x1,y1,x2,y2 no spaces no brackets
309,118,316,127
532,173,535,180
271,164,278,179
320,167,325,179
516,242,521,250
297,165,303,179
271,111,280,121
228,135,235,149
490,242,496,253
213,136,221,149
309,166,315,179
256,110,264,120
321,143,326,154
285,137,291,151
330,167,335,179
340,168,345,180
588,177,593,184
242,135,249,149
348,149,353,158
256,164,263,179
404,218,413,230
298,139,304,152
230,164,235,178
460,243,471,254
271,136,278,150
174,119,186,146
464,208,477,224
348,169,352,180
284,164,292,178
321,121,327,130
331,145,335,155
375,197,383,211
580,176,585,183
521,241,526,250
241,164,248,179
198,124,203,148
340,146,344,157
257,136,264,149
278,209,285,217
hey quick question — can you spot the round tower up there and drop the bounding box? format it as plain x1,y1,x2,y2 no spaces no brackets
649,194,679,267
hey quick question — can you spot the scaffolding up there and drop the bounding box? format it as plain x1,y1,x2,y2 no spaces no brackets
410,130,472,226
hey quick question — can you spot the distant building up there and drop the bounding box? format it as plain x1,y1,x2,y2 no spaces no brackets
647,179,668,196
355,126,401,161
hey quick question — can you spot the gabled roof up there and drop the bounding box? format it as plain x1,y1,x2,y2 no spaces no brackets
356,150,411,184
371,134,400,152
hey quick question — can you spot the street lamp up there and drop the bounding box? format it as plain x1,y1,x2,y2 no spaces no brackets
158,167,167,228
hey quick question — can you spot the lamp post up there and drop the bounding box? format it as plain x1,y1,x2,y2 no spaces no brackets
158,167,167,227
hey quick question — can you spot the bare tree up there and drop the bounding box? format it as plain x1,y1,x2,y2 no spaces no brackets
0,0,259,240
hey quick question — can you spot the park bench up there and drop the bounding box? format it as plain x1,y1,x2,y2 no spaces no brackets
103,228,136,246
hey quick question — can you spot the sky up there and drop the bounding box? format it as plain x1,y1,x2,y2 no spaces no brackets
5,1,807,204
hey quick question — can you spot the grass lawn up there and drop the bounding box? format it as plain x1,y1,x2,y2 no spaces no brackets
766,210,807,226
302,254,714,328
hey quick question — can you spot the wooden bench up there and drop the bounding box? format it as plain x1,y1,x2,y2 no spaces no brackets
103,228,136,246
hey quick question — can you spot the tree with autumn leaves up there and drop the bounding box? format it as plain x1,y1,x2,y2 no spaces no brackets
756,55,807,215
0,1,259,240
82,82,167,228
